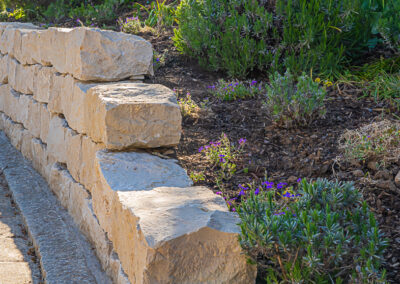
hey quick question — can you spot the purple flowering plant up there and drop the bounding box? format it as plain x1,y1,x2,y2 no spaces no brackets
208,79,263,101
198,133,246,186
237,178,388,283
118,16,142,34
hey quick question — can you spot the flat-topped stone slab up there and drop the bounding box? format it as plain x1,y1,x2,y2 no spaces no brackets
93,150,256,283
0,24,153,81
84,82,181,149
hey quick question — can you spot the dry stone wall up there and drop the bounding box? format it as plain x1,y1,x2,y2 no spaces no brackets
0,22,256,283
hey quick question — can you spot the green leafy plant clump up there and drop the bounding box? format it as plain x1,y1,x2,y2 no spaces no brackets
173,0,400,78
264,71,327,128
238,178,388,283
208,79,262,101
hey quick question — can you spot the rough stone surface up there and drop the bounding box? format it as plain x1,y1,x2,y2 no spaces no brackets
63,28,153,81
85,83,181,149
0,23,39,55
0,55,8,83
0,131,111,284
94,151,256,283
0,175,41,284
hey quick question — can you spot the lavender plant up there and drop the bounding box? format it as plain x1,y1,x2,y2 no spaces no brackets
208,79,262,101
264,71,327,128
199,134,246,185
238,178,387,283
118,16,142,34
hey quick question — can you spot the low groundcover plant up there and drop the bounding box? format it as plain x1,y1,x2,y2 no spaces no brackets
237,178,387,283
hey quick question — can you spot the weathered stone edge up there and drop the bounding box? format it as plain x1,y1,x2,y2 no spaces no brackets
0,112,129,284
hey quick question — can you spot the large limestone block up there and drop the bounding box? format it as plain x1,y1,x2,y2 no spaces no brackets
93,151,256,283
0,23,38,54
93,151,192,235
3,87,19,122
46,115,104,190
0,55,9,84
8,58,38,95
63,27,153,81
2,115,24,150
33,66,57,103
20,28,49,65
20,130,35,161
48,164,129,284
40,103,50,143
85,83,181,149
0,83,7,112
17,94,31,127
25,99,42,138
47,115,77,164
48,73,74,114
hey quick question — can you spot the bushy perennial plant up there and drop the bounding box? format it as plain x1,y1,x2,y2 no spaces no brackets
173,0,400,78
238,178,387,283
264,71,327,128
208,79,262,101
198,134,246,185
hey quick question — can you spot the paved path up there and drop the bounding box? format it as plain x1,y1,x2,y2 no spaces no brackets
0,174,42,284
0,132,111,284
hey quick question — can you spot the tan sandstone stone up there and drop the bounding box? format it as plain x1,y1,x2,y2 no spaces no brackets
93,151,256,284
8,58,39,95
33,66,56,103
0,23,38,55
40,103,50,143
0,55,8,84
48,164,129,284
64,27,153,81
84,83,181,149
0,84,7,112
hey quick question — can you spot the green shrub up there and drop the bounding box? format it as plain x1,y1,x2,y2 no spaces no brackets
264,71,326,128
208,79,262,101
173,0,396,78
132,0,177,30
238,178,387,283
376,0,400,50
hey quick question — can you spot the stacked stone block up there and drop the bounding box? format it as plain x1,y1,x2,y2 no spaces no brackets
0,22,256,283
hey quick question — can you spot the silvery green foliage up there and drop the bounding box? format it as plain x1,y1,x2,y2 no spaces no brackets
264,71,326,128
238,179,388,283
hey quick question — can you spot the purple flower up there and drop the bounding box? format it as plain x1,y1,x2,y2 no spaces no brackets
198,146,204,152
234,82,240,86
254,188,260,195
250,80,257,86
156,58,160,62
283,192,291,198
216,191,222,195
277,183,287,189
238,184,248,191
238,190,245,196
232,208,236,212
263,181,274,189
208,85,216,89
274,212,285,216
238,138,247,145
297,178,302,183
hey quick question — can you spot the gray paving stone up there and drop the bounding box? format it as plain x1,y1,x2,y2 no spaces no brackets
0,131,111,284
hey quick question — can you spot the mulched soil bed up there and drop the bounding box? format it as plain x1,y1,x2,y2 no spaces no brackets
143,30,400,282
